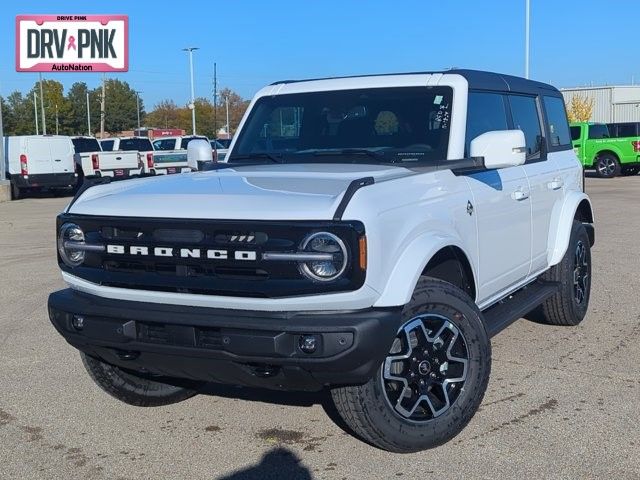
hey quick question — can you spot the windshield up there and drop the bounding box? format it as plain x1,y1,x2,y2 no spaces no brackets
229,86,453,165
72,137,101,153
119,138,154,151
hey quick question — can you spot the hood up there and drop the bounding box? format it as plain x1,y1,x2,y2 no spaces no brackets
68,163,414,220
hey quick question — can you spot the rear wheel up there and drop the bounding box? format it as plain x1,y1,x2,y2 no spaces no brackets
81,353,201,407
10,181,22,200
539,221,591,326
331,278,490,452
595,153,621,178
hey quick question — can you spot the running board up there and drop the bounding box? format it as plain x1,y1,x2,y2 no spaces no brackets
482,281,560,338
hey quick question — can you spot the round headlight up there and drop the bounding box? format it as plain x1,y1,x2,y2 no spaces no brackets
299,232,348,282
58,223,86,267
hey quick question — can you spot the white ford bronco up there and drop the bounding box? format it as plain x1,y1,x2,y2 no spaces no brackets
49,70,594,453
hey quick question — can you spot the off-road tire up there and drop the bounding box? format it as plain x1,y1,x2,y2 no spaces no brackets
81,353,200,407
595,153,621,178
621,166,639,176
331,277,491,453
539,220,591,326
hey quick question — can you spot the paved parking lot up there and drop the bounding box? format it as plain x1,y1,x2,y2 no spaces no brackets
0,176,639,480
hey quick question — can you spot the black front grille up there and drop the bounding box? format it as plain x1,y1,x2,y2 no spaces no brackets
58,214,365,298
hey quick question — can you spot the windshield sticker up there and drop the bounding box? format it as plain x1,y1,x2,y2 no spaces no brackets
434,95,443,105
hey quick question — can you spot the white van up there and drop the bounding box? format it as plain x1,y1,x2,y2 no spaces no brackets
3,135,77,199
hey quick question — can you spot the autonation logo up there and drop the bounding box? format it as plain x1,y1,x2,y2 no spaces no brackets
16,15,128,72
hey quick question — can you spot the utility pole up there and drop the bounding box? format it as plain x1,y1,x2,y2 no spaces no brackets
100,74,106,138
86,91,91,135
525,0,530,79
55,104,59,135
182,47,199,135
225,95,230,137
33,92,39,135
39,73,46,134
135,91,141,131
213,62,217,139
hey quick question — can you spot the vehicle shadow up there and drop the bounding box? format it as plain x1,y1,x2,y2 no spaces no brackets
199,383,354,436
216,447,313,480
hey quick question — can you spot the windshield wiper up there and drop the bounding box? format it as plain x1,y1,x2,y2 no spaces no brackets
312,148,384,160
228,153,283,164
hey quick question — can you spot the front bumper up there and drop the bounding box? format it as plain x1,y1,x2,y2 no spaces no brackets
14,173,77,189
48,289,402,391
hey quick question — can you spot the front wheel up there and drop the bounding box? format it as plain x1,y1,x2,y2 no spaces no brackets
595,154,621,178
81,353,201,407
10,181,22,200
331,278,491,453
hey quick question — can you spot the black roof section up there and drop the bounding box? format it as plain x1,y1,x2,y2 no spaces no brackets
270,69,561,96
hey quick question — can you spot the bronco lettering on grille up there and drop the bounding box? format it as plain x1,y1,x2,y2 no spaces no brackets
105,244,256,260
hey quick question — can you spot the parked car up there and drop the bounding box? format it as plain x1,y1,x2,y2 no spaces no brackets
49,69,594,453
152,135,212,172
4,135,77,199
570,122,640,177
72,137,141,184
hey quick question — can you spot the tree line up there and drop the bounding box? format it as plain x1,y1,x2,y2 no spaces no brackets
0,79,249,139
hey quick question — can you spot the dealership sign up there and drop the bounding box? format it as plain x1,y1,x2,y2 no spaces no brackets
16,15,128,72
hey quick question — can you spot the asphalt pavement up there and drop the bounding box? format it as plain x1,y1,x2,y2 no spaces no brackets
0,176,638,479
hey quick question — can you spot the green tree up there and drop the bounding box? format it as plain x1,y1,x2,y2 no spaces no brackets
90,79,143,134
27,79,71,135
5,91,36,135
65,82,93,135
217,88,250,136
145,100,181,129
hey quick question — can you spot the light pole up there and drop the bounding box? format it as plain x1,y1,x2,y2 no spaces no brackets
135,90,142,131
39,73,46,134
55,104,59,135
86,91,91,135
33,92,39,135
182,47,199,135
525,0,530,79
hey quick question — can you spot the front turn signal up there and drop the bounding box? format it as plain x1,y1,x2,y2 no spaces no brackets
359,235,367,271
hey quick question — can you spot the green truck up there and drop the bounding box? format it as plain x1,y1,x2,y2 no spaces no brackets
570,122,640,178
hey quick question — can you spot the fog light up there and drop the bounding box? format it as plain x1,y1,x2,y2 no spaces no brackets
298,335,318,354
71,315,85,331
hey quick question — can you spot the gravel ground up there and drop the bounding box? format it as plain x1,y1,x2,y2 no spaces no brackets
0,176,638,480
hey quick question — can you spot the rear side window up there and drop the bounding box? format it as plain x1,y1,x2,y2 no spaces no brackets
570,126,582,141
465,92,509,156
153,139,176,151
180,137,208,149
610,123,638,138
100,140,114,151
508,95,542,157
543,96,572,147
588,124,610,140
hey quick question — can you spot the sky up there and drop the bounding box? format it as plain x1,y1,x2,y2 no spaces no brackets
1,0,638,111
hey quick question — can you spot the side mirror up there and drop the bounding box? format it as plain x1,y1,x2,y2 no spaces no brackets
470,130,526,169
186,139,213,171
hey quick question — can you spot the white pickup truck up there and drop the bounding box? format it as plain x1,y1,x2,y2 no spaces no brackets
72,137,141,183
99,137,155,175
152,135,212,172
49,70,594,453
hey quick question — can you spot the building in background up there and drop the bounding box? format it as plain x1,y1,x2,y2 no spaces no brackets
561,86,640,123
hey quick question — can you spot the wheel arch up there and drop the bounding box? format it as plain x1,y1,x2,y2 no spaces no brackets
548,192,594,266
373,234,477,308
594,149,621,163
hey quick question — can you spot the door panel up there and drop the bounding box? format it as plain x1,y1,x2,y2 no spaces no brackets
25,138,53,174
49,138,74,174
523,158,562,273
466,166,532,302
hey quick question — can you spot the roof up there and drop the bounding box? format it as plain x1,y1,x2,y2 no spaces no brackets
271,69,560,96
